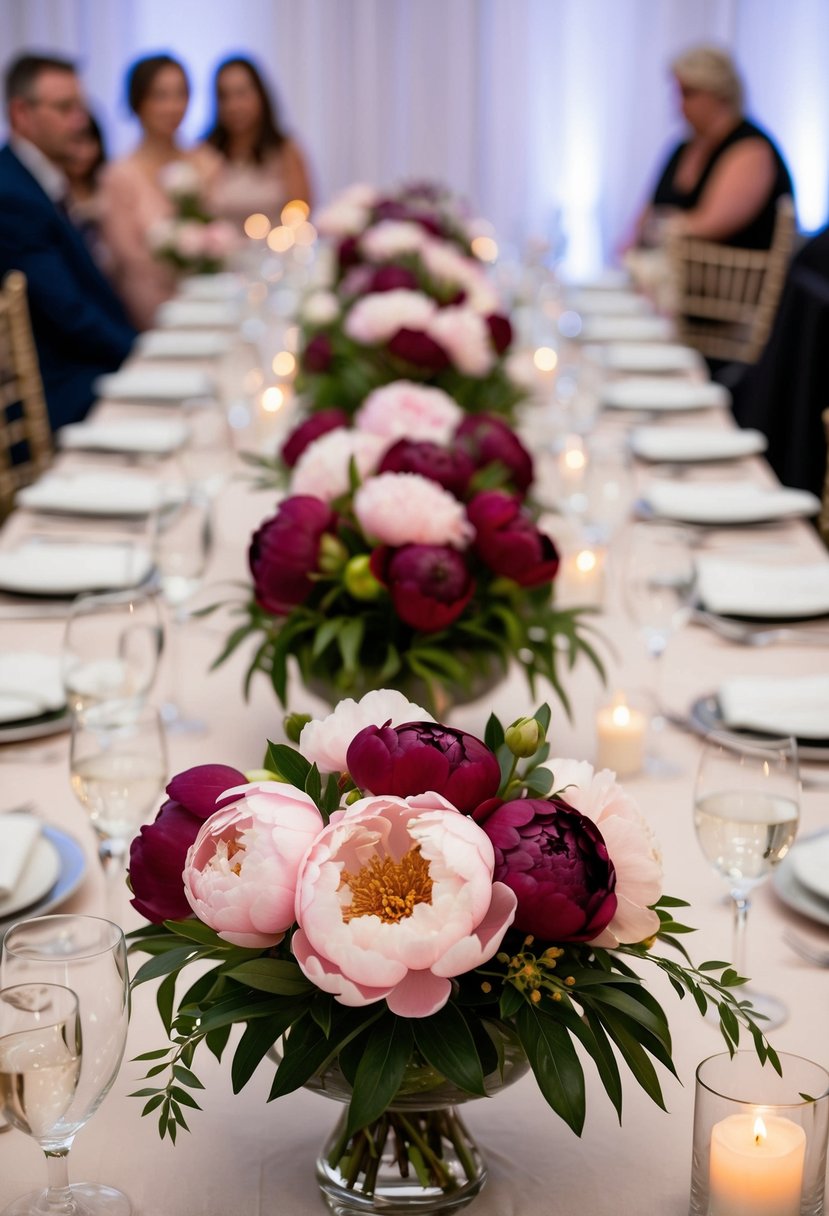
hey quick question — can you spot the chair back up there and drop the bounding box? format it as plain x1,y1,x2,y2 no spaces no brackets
821,408,829,548
0,271,51,518
667,196,796,363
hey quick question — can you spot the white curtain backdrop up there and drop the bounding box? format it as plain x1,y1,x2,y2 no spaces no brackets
1,0,827,275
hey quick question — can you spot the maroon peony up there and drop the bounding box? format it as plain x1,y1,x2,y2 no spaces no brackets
128,764,246,923
337,236,360,271
281,409,349,469
302,333,333,374
249,496,336,615
467,491,559,587
388,327,450,370
456,414,534,495
370,544,475,631
347,722,501,814
379,439,474,499
486,313,513,355
475,796,617,942
367,265,419,294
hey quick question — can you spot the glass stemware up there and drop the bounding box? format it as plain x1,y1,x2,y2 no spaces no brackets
178,396,233,500
693,731,800,1030
0,983,82,1216
1,917,131,1215
60,587,164,716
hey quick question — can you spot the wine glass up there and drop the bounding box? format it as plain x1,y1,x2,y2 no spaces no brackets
621,522,695,774
60,587,164,715
0,982,82,1216
693,731,800,1029
178,396,233,499
69,701,168,870
1,916,131,1215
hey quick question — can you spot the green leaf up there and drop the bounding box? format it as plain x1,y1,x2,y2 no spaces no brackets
345,1015,414,1139
141,1094,165,1116
132,1048,171,1062
172,1065,205,1090
205,1024,232,1062
532,704,552,735
227,959,315,998
156,970,178,1036
265,742,312,788
230,1017,287,1093
484,713,505,752
170,1086,202,1110
595,1008,667,1111
516,1003,585,1135
305,764,322,807
499,985,524,1019
338,617,364,674
162,920,231,949
412,1003,486,1097
269,1007,382,1101
131,946,204,988
523,767,554,796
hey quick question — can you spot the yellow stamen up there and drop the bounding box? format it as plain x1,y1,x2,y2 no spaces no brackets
227,838,245,877
481,982,492,994
341,845,433,924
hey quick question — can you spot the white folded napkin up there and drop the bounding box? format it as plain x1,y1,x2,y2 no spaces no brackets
696,558,829,618
17,472,164,517
580,315,674,343
93,368,216,401
604,343,703,374
137,330,232,359
791,836,829,900
59,419,189,456
0,652,65,723
0,542,153,596
567,290,652,316
178,273,243,301
0,815,41,900
630,426,766,462
642,479,821,524
719,675,829,739
155,300,240,329
605,379,730,412
568,268,631,292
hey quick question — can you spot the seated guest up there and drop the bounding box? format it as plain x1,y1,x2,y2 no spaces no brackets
0,54,135,430
202,56,313,230
64,110,108,265
100,53,214,330
635,45,792,250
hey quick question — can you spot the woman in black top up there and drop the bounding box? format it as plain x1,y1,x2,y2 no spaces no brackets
637,46,792,250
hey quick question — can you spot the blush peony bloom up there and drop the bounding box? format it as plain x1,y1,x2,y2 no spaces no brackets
314,184,376,237
467,491,560,587
129,764,246,924
298,689,434,774
290,430,386,502
475,796,618,942
378,439,474,498
354,472,473,548
344,290,436,346
347,722,501,814
292,793,518,1016
426,306,495,376
456,414,534,495
281,409,349,468
355,381,462,445
547,759,663,947
420,240,500,314
249,496,336,614
370,544,475,631
184,782,325,948
360,220,427,261
301,290,340,326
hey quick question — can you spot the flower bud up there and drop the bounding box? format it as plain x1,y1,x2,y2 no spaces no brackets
284,712,312,744
344,787,363,805
344,554,383,601
318,533,349,575
505,716,542,758
244,768,280,783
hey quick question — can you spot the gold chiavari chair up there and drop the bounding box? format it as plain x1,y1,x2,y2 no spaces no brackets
0,270,52,519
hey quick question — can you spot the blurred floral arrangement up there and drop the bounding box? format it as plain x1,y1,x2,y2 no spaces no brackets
217,382,602,712
148,160,238,276
128,691,777,1185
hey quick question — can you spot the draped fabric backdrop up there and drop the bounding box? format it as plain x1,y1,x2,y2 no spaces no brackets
1,0,827,275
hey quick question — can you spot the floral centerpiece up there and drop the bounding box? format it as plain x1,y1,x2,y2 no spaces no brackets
128,692,776,1212
148,160,238,276
315,180,477,258
219,382,601,713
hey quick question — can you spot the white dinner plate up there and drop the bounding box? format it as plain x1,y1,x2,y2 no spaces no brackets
17,472,164,518
0,829,62,920
604,343,704,374
791,835,829,902
695,559,829,620
687,694,829,763
0,542,154,597
566,290,651,317
59,419,190,457
0,826,87,931
605,380,730,413
0,707,71,744
0,653,65,724
630,426,765,462
579,315,674,343
93,368,216,402
154,300,240,329
178,273,243,301
137,330,233,359
773,837,829,929
638,480,821,525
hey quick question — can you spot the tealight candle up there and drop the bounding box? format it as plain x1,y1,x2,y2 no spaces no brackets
556,547,606,609
709,1113,805,1216
595,693,646,777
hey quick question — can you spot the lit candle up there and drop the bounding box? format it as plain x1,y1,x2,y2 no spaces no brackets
709,1113,805,1216
556,433,588,513
556,547,606,608
595,693,646,777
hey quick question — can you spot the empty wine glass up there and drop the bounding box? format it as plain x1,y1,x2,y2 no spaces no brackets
69,701,167,870
60,587,164,715
1,916,131,1215
178,396,233,499
0,982,82,1216
693,731,800,1029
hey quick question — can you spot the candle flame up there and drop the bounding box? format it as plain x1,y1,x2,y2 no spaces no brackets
611,703,631,727
754,1115,767,1146
262,386,285,413
564,447,587,471
533,346,558,372
575,549,597,574
272,351,296,378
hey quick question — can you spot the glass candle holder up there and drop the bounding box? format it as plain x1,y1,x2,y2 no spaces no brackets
690,1052,829,1216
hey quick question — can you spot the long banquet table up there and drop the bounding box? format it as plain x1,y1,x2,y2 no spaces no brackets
1,301,828,1215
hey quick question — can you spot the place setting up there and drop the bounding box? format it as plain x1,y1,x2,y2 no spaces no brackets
600,340,706,375
0,810,87,939
603,375,732,414
635,475,822,526
692,554,829,646
773,827,829,930
92,366,217,405
629,423,766,463
58,416,191,459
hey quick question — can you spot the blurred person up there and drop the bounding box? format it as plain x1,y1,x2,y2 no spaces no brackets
64,110,108,261
202,55,312,230
0,53,135,429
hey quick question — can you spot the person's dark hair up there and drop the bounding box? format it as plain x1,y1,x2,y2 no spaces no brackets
127,53,188,116
5,52,76,107
204,56,287,163
73,112,107,189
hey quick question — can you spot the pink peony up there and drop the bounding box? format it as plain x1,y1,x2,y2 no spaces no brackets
360,220,427,261
298,689,434,774
173,221,207,259
420,240,499,313
354,381,462,444
344,290,436,346
290,430,386,502
426,306,496,376
547,758,663,947
301,290,340,326
314,184,377,237
292,793,518,1016
354,472,473,549
183,782,325,949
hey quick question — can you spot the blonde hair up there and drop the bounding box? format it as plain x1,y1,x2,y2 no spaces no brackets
671,45,744,111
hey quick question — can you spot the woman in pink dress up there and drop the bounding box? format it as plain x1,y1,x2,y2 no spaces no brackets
99,55,215,330
202,57,313,231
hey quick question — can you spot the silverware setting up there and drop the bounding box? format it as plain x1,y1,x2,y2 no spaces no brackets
782,929,829,968
692,608,829,647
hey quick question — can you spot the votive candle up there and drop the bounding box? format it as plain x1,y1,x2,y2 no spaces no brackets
709,1112,805,1216
595,693,646,777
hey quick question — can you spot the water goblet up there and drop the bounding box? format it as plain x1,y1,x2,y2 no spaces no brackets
60,586,163,715
178,396,234,499
1,916,131,1215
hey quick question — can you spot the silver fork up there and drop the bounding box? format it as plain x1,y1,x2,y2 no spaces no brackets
693,610,829,647
782,929,829,967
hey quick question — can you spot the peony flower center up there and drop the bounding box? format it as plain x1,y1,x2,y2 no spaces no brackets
211,836,246,877
340,845,433,924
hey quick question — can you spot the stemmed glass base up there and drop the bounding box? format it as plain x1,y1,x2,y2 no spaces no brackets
2,1181,131,1215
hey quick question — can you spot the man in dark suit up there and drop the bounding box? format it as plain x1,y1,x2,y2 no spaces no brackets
0,53,136,430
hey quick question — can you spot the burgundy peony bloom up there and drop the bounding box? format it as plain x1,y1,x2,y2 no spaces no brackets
388,327,450,370
456,414,534,495
129,764,245,924
475,796,617,942
368,265,419,294
486,313,513,356
370,543,475,631
337,235,360,271
249,496,337,615
467,490,559,587
379,439,475,499
347,722,501,814
302,333,333,374
281,409,349,468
